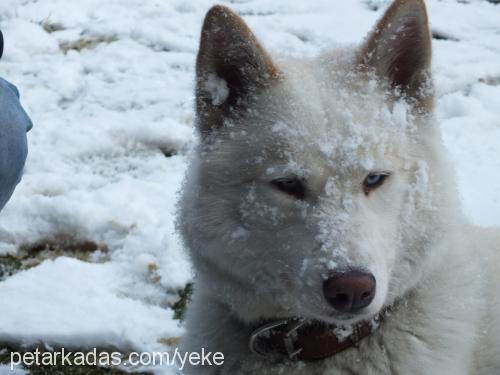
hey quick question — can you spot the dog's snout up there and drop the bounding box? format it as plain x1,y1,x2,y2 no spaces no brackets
322,271,376,313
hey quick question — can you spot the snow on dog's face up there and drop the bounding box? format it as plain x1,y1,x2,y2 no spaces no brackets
180,0,450,325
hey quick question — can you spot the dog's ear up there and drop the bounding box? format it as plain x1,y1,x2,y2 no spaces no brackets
357,0,432,105
195,6,280,137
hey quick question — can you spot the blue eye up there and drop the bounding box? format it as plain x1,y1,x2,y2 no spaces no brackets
366,174,382,185
363,172,390,195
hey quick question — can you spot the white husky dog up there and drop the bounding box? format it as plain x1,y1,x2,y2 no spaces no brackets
178,0,500,373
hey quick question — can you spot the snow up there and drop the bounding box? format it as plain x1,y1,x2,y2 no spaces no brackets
0,0,499,373
0,364,26,375
203,74,229,106
0,257,183,351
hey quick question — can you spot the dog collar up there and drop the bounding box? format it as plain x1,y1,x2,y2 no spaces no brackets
248,311,387,362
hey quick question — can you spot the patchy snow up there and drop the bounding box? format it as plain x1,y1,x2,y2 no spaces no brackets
0,257,183,350
203,74,229,106
0,0,499,373
0,364,26,375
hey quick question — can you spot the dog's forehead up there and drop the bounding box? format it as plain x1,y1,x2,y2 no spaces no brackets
248,62,413,173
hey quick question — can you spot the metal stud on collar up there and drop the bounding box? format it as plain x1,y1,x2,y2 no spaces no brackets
282,319,306,359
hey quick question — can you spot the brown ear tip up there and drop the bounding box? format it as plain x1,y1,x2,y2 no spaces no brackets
413,0,427,7
394,0,426,7
202,5,244,36
395,0,429,16
205,5,238,21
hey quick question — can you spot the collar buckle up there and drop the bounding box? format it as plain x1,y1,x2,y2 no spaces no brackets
249,318,306,359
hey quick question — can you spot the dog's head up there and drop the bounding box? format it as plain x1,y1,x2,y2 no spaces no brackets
180,0,457,325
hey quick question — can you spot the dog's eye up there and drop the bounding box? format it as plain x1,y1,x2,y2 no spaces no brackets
271,177,306,199
363,172,390,195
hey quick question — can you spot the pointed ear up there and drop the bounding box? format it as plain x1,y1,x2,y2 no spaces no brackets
195,6,280,137
357,0,432,103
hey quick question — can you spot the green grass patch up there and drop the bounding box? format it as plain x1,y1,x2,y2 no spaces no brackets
28,364,150,375
171,283,193,321
0,255,23,280
1,345,152,375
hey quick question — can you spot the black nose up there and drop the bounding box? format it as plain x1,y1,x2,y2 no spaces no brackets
322,270,376,313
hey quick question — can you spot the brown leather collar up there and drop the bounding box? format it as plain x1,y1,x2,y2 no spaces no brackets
249,311,386,362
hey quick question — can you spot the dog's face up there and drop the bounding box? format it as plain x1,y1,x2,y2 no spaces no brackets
180,0,452,325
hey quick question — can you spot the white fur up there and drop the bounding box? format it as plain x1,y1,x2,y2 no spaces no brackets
177,2,500,374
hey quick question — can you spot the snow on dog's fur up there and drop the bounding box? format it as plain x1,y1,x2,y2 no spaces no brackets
178,0,500,373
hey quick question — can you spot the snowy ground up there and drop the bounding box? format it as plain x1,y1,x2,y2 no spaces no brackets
0,0,499,373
